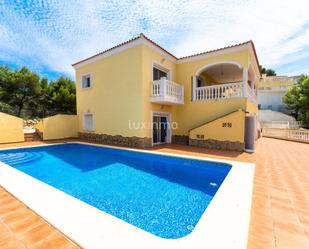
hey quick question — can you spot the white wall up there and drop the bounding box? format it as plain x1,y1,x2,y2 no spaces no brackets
259,110,297,128
258,91,286,112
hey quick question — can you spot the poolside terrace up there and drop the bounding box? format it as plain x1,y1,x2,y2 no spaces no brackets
0,137,308,249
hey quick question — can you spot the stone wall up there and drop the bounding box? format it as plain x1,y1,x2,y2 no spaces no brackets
189,138,244,152
78,132,152,148
79,132,244,151
172,135,189,145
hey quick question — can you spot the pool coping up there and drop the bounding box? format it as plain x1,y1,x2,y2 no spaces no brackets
0,142,255,249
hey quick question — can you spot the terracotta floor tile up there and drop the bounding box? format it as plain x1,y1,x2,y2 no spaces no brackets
0,196,16,206
274,220,305,236
2,208,34,225
63,243,81,249
275,230,308,249
0,235,25,249
0,230,11,244
18,222,57,247
30,232,72,249
8,215,44,235
0,202,25,217
0,191,11,199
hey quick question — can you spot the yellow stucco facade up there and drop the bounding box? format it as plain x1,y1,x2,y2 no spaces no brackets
0,112,24,143
73,34,260,149
76,45,144,137
189,109,245,142
42,114,78,140
259,74,296,88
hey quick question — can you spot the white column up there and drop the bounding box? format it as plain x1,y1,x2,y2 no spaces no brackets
192,76,197,101
242,68,248,97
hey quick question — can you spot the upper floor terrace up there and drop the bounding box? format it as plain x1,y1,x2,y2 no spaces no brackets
150,60,258,105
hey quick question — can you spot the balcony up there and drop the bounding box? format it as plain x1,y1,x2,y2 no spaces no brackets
151,78,184,105
192,61,259,105
194,81,258,104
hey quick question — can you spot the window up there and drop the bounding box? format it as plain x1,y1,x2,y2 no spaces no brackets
81,74,91,88
153,67,168,81
83,113,94,131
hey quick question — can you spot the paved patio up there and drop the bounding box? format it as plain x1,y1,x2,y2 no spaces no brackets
0,137,308,249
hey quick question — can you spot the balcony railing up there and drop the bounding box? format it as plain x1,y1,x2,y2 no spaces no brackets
151,78,184,105
194,81,258,104
246,83,258,104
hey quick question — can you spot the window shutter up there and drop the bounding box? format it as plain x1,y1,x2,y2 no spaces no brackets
83,114,94,131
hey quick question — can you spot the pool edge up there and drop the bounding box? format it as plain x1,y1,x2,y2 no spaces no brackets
0,142,255,249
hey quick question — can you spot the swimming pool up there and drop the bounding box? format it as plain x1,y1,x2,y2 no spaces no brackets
0,143,231,239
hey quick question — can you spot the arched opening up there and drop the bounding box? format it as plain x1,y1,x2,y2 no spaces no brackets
196,61,243,87
193,61,257,102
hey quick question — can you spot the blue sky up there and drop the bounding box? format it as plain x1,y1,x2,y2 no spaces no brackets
0,0,308,80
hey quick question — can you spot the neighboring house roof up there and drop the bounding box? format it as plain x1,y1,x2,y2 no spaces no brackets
72,33,260,75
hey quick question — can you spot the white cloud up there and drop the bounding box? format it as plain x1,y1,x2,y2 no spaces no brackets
172,1,309,69
0,0,308,78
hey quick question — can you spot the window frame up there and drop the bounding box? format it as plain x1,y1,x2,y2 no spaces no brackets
152,61,171,81
81,73,92,89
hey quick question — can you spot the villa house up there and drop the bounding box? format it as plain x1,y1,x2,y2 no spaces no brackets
72,34,260,151
258,74,299,113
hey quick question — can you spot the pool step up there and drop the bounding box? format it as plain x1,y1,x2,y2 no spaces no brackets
24,132,43,142
0,152,42,165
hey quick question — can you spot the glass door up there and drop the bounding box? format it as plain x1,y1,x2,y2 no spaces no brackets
153,116,160,144
153,114,169,145
153,67,168,81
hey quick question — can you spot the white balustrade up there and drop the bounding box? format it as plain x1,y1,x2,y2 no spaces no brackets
263,127,309,143
151,78,184,104
194,81,258,104
195,82,243,101
246,83,258,104
287,129,309,142
151,79,258,105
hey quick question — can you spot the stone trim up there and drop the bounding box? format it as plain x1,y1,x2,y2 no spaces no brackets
78,132,152,148
189,138,244,152
172,135,189,145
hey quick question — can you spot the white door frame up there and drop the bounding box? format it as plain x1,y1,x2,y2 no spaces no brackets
151,111,172,146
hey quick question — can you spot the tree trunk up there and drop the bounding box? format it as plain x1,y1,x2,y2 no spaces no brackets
17,103,23,117
17,95,27,117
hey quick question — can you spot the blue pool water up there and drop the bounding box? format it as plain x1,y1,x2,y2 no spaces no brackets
0,143,231,238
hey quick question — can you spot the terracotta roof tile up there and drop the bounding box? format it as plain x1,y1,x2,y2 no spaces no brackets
178,40,252,59
139,33,178,59
72,35,142,66
72,33,260,74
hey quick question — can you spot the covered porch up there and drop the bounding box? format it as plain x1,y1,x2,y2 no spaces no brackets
192,61,258,104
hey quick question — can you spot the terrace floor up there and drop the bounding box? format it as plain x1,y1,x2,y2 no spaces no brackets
0,137,308,249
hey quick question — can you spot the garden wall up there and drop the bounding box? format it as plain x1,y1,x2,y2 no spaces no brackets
0,112,24,143
42,114,78,140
